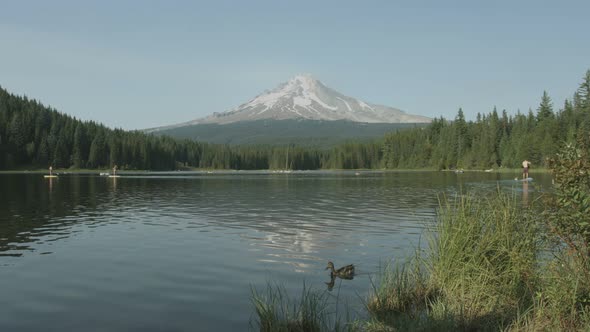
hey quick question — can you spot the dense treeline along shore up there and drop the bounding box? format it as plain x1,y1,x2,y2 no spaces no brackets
1,70,589,171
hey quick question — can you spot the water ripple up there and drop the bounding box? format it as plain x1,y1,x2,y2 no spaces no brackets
0,171,552,331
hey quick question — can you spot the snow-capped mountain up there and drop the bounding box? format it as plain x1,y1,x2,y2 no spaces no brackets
150,74,430,131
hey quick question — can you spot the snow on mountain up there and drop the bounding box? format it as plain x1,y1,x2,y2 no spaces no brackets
149,74,430,131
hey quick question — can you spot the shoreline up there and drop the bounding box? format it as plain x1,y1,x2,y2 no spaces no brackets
0,167,549,174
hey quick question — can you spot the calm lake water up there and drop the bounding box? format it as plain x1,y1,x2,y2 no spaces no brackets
0,171,551,331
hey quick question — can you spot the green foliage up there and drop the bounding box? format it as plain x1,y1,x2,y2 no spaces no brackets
543,143,590,329
576,70,590,112
87,131,107,168
524,248,590,331
537,91,554,122
433,193,538,322
546,142,590,249
366,258,430,321
508,141,590,331
72,124,86,168
379,75,590,170
360,186,590,331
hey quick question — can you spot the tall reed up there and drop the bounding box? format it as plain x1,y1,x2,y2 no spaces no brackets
363,191,541,331
508,242,590,331
251,282,341,332
425,192,539,328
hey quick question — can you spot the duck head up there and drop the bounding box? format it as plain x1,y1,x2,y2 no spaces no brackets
325,261,335,271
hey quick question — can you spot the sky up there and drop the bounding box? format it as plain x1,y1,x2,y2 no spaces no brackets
1,0,589,130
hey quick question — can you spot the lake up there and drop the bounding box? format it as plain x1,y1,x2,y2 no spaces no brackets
0,171,551,331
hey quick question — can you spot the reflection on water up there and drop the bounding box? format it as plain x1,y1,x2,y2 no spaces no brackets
325,274,354,291
47,176,55,193
522,181,529,205
0,171,552,331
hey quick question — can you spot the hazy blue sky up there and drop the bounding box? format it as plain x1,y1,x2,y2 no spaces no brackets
1,0,589,130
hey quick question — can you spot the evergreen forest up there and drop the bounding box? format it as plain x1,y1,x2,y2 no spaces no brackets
1,70,589,171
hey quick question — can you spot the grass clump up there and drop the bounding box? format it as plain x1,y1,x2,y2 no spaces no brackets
251,282,339,332
507,247,590,331
366,258,430,320
426,193,539,329
362,191,540,331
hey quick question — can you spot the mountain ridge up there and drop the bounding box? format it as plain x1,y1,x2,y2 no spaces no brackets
148,74,430,132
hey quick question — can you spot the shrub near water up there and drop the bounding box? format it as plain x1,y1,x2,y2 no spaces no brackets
511,142,590,331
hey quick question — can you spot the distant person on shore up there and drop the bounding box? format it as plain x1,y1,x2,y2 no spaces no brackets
113,165,118,176
49,166,53,176
522,160,531,179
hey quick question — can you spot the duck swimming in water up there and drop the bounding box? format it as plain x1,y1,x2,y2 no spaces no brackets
326,261,355,279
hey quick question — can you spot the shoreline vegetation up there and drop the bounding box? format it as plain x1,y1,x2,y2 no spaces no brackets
251,142,590,331
1,70,590,172
0,167,550,174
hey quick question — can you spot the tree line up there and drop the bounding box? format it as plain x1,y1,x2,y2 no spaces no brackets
381,71,590,169
1,70,589,171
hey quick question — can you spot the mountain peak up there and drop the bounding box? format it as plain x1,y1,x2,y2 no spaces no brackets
289,73,318,85
155,75,431,128
242,74,335,114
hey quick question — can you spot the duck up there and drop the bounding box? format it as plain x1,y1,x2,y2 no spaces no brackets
326,261,355,279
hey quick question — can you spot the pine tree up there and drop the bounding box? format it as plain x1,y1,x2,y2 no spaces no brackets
577,70,590,112
109,137,121,168
72,124,85,168
53,134,69,168
88,132,106,168
537,91,554,121
36,136,49,166
453,108,468,167
8,113,27,163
